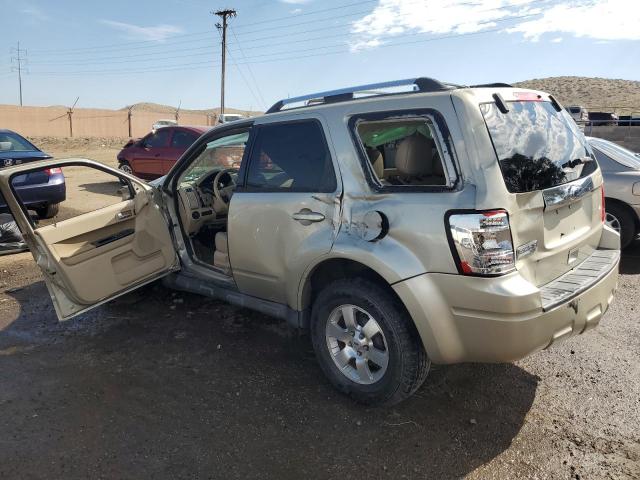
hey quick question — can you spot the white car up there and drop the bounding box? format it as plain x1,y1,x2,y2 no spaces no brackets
152,119,178,131
566,105,589,123
217,114,245,124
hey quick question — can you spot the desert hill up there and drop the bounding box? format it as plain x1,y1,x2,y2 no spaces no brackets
512,76,640,114
122,102,262,116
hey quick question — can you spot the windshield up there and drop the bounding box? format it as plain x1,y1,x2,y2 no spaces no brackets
480,101,597,193
179,132,248,184
589,139,640,170
0,132,39,153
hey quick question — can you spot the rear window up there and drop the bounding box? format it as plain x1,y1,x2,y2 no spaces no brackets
0,132,38,153
480,101,597,193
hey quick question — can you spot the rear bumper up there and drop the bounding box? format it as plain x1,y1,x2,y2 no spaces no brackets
394,248,619,364
12,179,66,207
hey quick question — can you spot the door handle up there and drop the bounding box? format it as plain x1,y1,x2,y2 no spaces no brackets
292,209,325,225
116,210,133,220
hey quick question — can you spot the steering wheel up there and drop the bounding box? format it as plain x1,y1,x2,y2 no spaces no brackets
212,168,237,207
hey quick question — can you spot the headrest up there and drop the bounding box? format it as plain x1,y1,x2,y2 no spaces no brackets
395,134,434,176
0,142,12,151
365,147,384,179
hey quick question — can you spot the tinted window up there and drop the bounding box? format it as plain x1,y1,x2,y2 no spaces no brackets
481,101,597,193
144,129,171,148
245,121,336,192
171,130,199,149
0,132,38,152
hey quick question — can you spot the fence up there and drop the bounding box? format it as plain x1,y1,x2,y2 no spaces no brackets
0,104,216,138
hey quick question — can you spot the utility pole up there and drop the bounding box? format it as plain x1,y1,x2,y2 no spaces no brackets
10,42,27,106
213,9,236,118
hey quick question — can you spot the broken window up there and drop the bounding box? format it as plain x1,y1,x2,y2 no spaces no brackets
354,118,447,186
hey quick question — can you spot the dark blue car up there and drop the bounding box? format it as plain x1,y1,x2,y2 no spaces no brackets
0,129,65,219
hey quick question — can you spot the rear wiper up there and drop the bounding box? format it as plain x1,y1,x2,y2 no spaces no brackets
562,156,593,169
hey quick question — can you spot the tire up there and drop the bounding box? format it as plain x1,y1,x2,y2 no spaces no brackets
35,203,59,219
310,278,430,406
118,162,133,184
605,202,635,249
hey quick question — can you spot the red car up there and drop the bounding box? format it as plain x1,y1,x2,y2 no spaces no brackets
117,126,208,180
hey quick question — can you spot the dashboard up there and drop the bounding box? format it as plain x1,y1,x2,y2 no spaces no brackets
177,169,236,235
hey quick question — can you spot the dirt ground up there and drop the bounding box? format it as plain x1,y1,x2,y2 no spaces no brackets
0,140,639,479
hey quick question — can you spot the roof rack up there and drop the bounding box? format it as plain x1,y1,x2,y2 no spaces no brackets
470,82,513,88
265,77,458,114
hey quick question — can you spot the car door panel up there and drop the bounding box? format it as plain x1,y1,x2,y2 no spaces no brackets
226,117,340,308
0,159,178,320
228,192,337,304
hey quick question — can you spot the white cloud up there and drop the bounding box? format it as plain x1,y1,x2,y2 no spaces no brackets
21,4,48,22
349,0,640,52
100,20,183,42
279,0,311,4
508,0,640,41
290,8,303,14
551,37,563,43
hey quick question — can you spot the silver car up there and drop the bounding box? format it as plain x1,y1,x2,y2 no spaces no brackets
0,78,621,405
588,137,640,248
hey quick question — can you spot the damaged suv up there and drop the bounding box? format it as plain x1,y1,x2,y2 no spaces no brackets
0,78,620,405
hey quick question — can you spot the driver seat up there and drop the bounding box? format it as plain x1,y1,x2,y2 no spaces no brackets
213,232,231,275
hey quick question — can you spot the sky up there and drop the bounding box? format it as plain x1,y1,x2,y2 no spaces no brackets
0,0,638,111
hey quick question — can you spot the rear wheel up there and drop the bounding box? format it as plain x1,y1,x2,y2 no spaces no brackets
35,203,59,219
605,202,635,249
310,278,429,406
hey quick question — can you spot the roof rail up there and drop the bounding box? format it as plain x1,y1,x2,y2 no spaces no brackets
266,77,455,114
470,82,513,88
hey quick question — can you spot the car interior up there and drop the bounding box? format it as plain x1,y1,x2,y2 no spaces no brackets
175,121,336,276
175,132,249,274
356,119,447,186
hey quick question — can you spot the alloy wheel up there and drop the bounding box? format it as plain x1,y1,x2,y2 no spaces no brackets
605,212,621,233
325,304,389,385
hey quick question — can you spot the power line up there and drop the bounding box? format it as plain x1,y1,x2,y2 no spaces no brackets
25,24,527,77
25,0,550,68
27,0,550,57
229,26,267,109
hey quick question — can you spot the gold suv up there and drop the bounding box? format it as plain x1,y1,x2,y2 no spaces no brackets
0,78,620,405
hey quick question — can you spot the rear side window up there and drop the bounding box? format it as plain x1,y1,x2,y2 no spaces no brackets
353,118,447,186
144,129,171,148
481,101,597,193
171,130,199,148
245,121,336,192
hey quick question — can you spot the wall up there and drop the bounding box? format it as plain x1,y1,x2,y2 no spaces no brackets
0,105,214,138
583,125,640,152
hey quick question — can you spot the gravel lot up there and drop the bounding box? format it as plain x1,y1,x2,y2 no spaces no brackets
0,141,638,479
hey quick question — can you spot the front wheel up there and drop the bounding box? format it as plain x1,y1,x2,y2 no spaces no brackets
35,203,59,219
311,278,430,406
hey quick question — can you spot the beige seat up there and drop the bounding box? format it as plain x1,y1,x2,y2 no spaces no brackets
365,147,385,179
395,134,445,185
213,232,231,274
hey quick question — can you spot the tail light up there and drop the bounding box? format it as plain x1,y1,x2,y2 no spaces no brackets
44,167,62,175
447,210,516,276
600,185,605,223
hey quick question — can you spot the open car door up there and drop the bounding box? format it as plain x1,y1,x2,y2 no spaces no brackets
0,158,179,321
